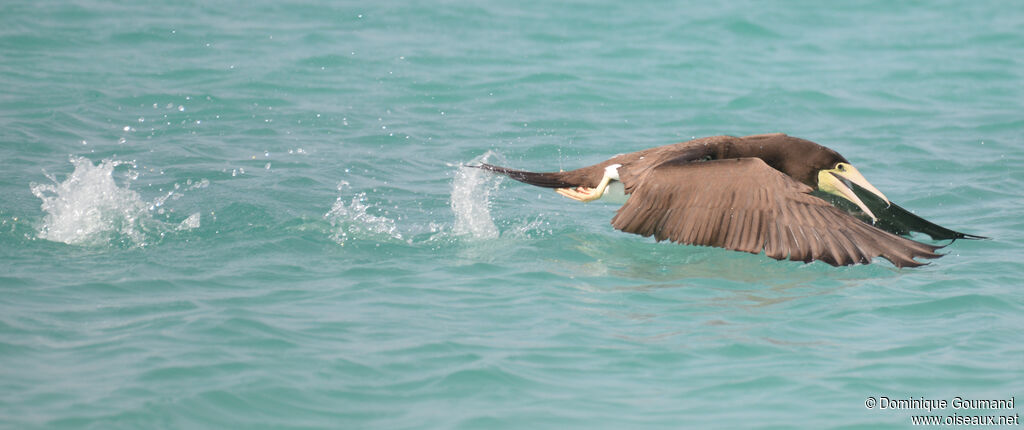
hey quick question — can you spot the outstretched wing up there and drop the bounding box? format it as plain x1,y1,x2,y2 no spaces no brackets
611,158,941,267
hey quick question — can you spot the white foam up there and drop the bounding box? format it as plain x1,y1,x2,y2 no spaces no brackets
178,212,202,230
324,181,404,246
30,156,204,246
450,153,500,239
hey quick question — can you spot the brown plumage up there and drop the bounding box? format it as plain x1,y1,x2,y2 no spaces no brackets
475,133,983,267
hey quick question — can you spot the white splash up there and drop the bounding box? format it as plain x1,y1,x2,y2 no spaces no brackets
178,212,202,230
325,181,404,246
450,153,500,239
30,156,204,246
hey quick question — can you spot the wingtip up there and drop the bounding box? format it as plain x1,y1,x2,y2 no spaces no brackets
890,256,932,269
468,162,497,171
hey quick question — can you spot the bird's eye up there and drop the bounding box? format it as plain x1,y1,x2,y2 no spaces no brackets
836,163,846,172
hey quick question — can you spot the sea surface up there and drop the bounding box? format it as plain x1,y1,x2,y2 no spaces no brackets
1,1,1022,428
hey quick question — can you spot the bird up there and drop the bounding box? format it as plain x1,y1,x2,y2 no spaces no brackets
474,133,985,267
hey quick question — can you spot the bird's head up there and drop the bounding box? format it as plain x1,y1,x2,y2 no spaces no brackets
814,159,890,222
761,136,891,222
737,134,892,221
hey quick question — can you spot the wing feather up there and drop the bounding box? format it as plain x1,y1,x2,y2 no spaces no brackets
611,158,941,267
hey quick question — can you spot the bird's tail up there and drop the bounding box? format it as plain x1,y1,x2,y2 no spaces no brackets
471,163,577,189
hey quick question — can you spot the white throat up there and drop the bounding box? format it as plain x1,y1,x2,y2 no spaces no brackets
599,164,629,204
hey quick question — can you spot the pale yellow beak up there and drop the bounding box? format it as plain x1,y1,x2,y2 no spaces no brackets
817,163,890,222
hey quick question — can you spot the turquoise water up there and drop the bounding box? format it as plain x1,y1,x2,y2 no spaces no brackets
2,0,1022,428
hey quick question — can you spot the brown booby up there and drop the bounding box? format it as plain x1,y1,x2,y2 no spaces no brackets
475,133,985,267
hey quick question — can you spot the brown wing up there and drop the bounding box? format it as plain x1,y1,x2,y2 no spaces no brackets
611,158,941,267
